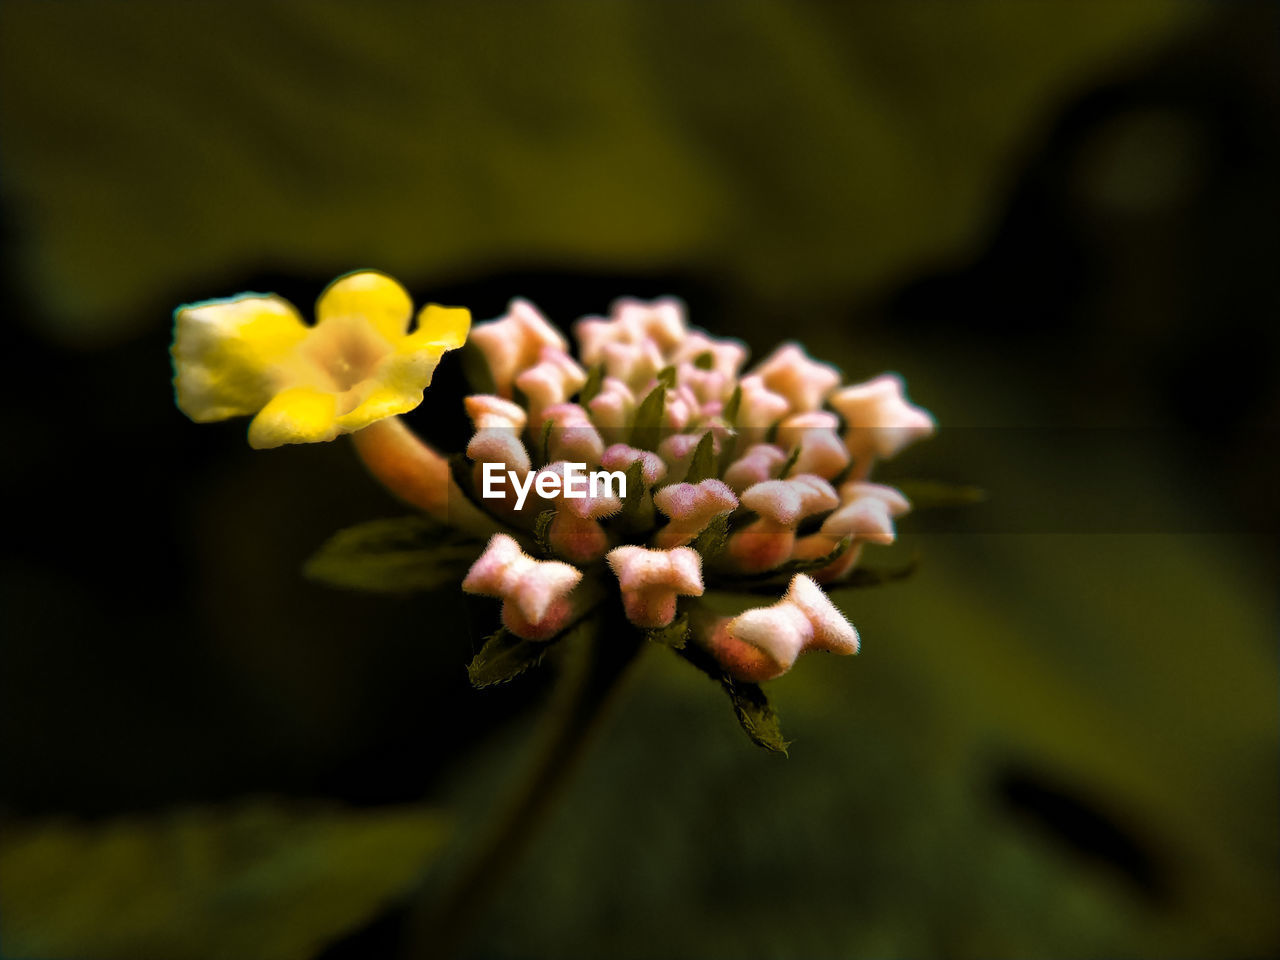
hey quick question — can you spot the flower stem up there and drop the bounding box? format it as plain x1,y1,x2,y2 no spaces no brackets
401,619,644,959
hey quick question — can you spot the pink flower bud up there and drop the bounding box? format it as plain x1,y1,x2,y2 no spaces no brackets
724,475,839,573
751,343,841,412
535,461,623,564
793,482,911,581
671,331,748,379
606,545,704,628
542,403,605,464
610,297,688,353
676,362,734,407
829,374,935,471
775,411,850,480
700,574,858,681
586,377,636,443
600,338,665,390
470,299,566,398
722,444,788,492
734,374,791,446
652,479,739,548
465,395,531,480
656,429,723,482
515,348,589,427
601,444,667,486
662,383,701,431
462,534,583,640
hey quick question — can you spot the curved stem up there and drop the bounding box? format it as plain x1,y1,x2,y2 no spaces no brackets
351,416,502,537
401,622,643,960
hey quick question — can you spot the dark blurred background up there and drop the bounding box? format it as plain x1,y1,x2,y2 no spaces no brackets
1,2,1276,959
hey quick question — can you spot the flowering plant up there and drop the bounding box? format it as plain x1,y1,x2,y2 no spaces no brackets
172,270,935,754
172,269,939,954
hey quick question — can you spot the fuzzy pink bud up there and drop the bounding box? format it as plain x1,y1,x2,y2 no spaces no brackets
610,297,688,353
586,377,636,443
515,348,588,427
724,475,839,573
606,545,704,628
462,534,583,640
469,299,566,398
600,444,667,486
722,444,788,492
542,403,605,465
776,411,850,480
671,331,747,379
465,394,532,477
702,574,858,681
793,482,912,582
534,461,622,564
751,343,841,412
829,374,935,469
734,374,791,446
652,479,739,548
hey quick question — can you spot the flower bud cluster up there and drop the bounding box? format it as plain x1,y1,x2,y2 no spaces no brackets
459,297,933,680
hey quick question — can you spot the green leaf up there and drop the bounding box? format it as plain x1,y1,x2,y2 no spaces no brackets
467,628,550,688
578,363,606,405
630,385,667,449
722,675,790,755
689,512,730,561
655,365,678,389
891,479,987,509
721,384,742,426
303,516,480,594
646,613,689,650
0,799,450,960
683,431,717,483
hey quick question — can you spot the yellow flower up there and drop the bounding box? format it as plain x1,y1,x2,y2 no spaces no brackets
171,270,470,448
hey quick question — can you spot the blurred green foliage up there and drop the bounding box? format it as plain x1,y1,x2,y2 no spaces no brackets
0,0,1199,343
0,801,448,960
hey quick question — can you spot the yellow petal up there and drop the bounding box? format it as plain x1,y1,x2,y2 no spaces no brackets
334,351,444,433
316,270,412,342
406,304,471,351
172,294,308,422
247,386,340,449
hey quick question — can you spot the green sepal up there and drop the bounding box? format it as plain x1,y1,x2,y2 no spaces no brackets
615,460,650,530
776,444,801,479
578,363,605,405
723,675,791,756
655,365,678,389
533,509,557,557
645,613,689,650
467,628,550,688
630,384,666,448
675,641,790,755
303,517,481,594
690,512,730,561
721,384,742,426
683,431,717,484
540,417,554,464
